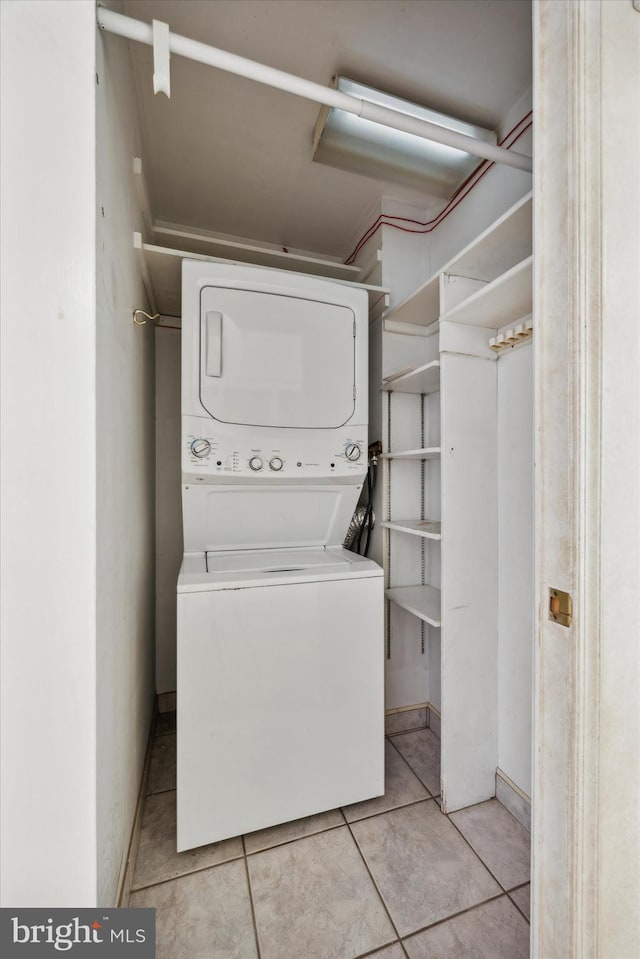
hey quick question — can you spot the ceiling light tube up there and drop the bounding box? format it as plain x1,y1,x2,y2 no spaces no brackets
313,78,500,194
97,7,532,174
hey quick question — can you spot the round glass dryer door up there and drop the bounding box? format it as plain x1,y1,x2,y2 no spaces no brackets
199,286,356,429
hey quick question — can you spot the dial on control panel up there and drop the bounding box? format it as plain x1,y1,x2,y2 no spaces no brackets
269,457,283,472
345,443,362,462
190,438,211,458
249,456,264,471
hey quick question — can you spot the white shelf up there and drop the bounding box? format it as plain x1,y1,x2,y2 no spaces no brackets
386,585,441,627
382,447,441,460
152,224,361,281
439,256,532,330
382,361,440,394
380,189,533,813
379,192,532,330
382,271,439,328
445,191,532,284
382,520,441,540
136,239,391,318
383,318,439,338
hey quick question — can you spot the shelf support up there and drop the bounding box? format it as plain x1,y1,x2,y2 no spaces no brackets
385,391,392,660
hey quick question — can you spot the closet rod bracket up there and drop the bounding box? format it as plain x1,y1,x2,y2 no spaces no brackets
152,19,171,97
133,309,160,326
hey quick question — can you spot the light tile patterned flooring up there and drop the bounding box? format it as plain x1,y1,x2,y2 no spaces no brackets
130,713,530,959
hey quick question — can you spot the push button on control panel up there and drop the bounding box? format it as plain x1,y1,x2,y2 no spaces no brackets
269,457,284,472
249,456,264,471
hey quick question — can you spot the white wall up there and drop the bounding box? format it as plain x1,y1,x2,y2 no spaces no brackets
429,127,533,276
0,0,156,907
497,343,534,796
0,0,98,905
380,197,432,311
95,7,156,905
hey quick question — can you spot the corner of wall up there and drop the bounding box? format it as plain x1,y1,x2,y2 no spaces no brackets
95,20,156,906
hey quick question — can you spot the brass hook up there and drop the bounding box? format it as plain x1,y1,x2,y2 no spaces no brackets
133,309,160,326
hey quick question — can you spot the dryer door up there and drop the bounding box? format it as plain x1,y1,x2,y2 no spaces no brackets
199,287,356,429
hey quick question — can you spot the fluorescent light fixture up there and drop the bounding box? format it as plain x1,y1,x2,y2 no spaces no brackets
313,77,497,196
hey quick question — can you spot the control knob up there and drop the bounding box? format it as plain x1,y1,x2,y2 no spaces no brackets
190,438,211,458
345,443,362,462
249,456,264,471
269,457,284,472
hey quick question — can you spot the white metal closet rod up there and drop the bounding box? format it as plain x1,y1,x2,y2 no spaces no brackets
96,8,533,174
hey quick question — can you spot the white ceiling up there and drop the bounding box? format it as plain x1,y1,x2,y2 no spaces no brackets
124,0,532,259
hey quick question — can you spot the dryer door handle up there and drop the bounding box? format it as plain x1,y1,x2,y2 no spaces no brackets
204,311,222,377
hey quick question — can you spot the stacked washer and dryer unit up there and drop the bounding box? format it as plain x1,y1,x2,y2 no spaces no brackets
177,261,383,852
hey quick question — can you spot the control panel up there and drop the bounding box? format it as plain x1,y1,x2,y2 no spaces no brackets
182,416,368,482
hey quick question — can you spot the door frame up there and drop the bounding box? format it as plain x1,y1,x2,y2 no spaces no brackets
533,1,640,956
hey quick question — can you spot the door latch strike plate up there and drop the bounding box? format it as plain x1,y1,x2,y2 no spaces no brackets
549,588,572,627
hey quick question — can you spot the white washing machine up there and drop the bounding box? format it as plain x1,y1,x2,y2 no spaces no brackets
177,261,384,851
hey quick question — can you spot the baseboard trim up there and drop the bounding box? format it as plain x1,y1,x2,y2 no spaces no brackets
157,691,176,713
496,767,531,832
385,703,427,735
385,701,429,715
384,701,441,737
426,702,441,739
116,707,156,907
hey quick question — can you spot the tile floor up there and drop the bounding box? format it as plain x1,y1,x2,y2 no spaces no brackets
130,713,530,959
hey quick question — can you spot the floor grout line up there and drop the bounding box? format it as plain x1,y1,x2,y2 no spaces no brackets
246,812,404,959
386,732,439,797
343,795,437,828
146,785,176,798
353,939,408,959
400,889,515,944
346,801,505,955
442,796,532,895
342,807,407,951
385,724,428,739
507,884,531,925
129,854,246,895
145,785,177,798
509,900,531,925
385,722,437,740
245,820,345,856
241,836,262,959
444,812,514,895
138,747,529,953
243,790,441,852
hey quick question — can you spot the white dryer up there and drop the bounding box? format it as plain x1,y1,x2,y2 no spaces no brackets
177,261,384,851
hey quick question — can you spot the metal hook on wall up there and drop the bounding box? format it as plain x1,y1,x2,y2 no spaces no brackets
133,309,160,326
